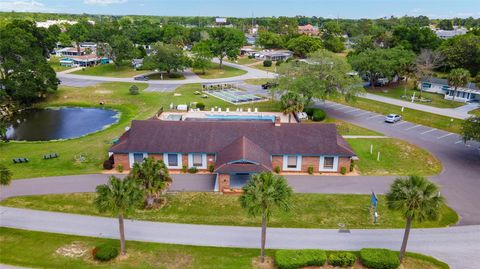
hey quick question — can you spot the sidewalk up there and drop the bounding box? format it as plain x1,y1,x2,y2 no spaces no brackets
364,93,473,119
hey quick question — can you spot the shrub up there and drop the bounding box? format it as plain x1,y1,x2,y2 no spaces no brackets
276,59,284,66
360,248,400,269
248,55,254,59
304,107,315,117
341,166,347,175
308,166,314,175
116,164,123,173
93,244,119,261
196,102,205,111
312,109,326,122
274,166,281,174
208,164,215,173
263,60,272,67
329,252,356,267
349,160,355,172
181,165,187,173
168,72,183,78
129,85,139,95
188,167,198,174
103,159,113,170
275,249,327,269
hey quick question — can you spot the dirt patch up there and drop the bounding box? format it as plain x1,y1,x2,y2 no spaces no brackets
56,241,90,258
143,250,193,269
95,90,113,94
252,256,276,269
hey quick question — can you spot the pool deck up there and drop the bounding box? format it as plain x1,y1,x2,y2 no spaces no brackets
160,111,292,123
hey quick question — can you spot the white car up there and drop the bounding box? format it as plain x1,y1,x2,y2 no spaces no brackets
385,114,402,123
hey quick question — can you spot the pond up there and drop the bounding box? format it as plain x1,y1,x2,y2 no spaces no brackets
5,107,120,141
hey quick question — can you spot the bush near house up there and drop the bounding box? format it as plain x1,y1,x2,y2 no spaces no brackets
196,102,205,110
341,166,347,175
360,248,400,269
312,109,326,121
307,166,314,175
187,167,198,174
103,159,113,170
275,249,327,269
93,243,119,261
274,166,281,174
263,60,272,67
329,252,356,267
208,164,215,172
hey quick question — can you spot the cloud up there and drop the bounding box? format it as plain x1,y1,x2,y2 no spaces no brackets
84,0,127,5
0,0,55,12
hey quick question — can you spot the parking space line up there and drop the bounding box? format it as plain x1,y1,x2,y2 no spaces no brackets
455,140,464,144
367,114,382,119
405,125,422,130
335,106,350,111
327,104,340,108
394,121,408,126
356,111,371,117
421,129,437,135
345,109,359,113
438,133,454,139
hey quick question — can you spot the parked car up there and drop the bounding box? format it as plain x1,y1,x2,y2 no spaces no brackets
385,114,402,123
261,82,278,89
134,75,149,81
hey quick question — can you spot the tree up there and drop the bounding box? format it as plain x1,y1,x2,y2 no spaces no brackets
448,68,470,101
0,164,12,188
97,35,135,70
386,175,444,263
208,27,245,68
239,172,293,263
286,35,322,58
280,91,304,123
144,42,190,75
323,36,345,53
130,157,172,208
415,49,445,97
66,20,91,53
462,116,480,143
438,19,454,30
191,40,213,74
94,176,143,255
279,49,364,102
439,34,480,76
58,32,72,47
392,26,440,53
256,31,283,49
0,121,8,141
0,20,59,104
351,35,375,54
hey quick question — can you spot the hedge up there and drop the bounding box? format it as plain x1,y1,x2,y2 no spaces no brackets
360,248,400,269
275,249,327,269
93,244,119,261
305,108,326,122
263,60,272,67
329,252,356,267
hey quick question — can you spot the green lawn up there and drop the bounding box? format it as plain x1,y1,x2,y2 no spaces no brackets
72,63,148,78
469,108,480,116
243,78,271,85
347,138,442,176
0,83,279,179
324,118,383,136
367,85,464,109
193,64,247,79
0,228,449,269
251,63,277,73
48,56,73,72
334,96,464,134
226,56,259,65
0,192,457,229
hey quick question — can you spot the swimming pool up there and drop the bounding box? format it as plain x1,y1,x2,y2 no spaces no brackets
165,114,183,121
204,114,276,122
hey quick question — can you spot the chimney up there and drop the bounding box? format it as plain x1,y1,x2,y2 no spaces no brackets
274,116,281,126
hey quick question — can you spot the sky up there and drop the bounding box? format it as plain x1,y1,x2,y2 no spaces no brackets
0,0,479,19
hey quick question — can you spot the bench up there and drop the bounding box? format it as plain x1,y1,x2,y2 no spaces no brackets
12,158,29,164
44,153,59,159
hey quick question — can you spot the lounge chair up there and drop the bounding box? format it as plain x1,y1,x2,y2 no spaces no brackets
254,108,258,112
226,108,230,112
247,108,251,113
211,108,215,112
12,157,29,164
44,153,59,159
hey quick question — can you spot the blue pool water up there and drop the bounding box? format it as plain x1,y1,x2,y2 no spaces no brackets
204,114,276,122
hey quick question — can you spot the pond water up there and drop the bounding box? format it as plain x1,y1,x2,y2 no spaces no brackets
5,107,119,141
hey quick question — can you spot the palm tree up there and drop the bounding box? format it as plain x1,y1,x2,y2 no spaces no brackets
386,175,444,263
130,157,172,208
95,176,143,255
280,91,305,123
239,172,293,263
0,164,12,189
448,68,470,102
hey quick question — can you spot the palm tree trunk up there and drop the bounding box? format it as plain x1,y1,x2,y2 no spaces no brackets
118,213,126,255
260,213,267,263
288,113,291,123
399,216,412,263
452,87,457,102
146,194,155,208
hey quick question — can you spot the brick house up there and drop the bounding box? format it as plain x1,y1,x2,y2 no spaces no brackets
109,119,356,192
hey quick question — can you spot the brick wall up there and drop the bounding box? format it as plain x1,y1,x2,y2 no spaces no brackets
218,173,230,191
337,157,351,173
272,155,351,174
113,153,129,169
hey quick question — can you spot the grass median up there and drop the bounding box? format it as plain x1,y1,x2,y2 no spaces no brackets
0,227,449,269
72,63,148,78
193,64,247,79
0,192,458,229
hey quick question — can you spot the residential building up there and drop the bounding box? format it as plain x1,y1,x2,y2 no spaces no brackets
255,50,293,61
60,54,110,67
420,77,480,103
298,24,320,36
434,27,468,39
56,47,88,57
109,119,356,192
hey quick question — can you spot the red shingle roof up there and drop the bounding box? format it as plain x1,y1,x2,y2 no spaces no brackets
214,136,272,172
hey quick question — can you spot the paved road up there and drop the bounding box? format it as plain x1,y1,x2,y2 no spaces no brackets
1,207,479,269
363,93,477,119
316,100,480,225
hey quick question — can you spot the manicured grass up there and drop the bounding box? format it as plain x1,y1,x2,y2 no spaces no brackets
469,108,480,116
367,85,464,109
193,64,247,79
324,118,383,136
0,192,458,228
347,138,442,176
227,56,259,65
251,63,277,73
0,228,449,269
72,63,148,78
0,83,279,179
243,78,271,85
335,96,464,134
48,56,73,72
